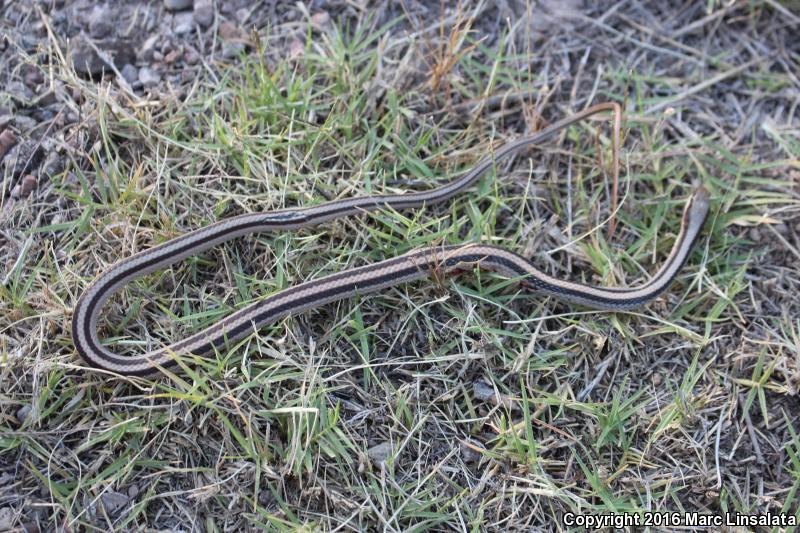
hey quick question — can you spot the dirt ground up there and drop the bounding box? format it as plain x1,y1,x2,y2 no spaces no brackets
1,0,800,531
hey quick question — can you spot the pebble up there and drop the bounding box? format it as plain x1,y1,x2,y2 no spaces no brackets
100,492,130,516
164,48,183,64
472,380,495,401
120,63,139,84
138,67,161,88
0,129,17,159
71,36,105,77
42,152,63,178
16,404,31,423
222,41,244,58
164,0,193,11
174,12,195,34
88,5,113,38
183,45,200,65
461,441,482,463
4,141,42,178
18,174,37,198
366,441,394,465
311,11,330,31
0,507,13,531
35,90,56,106
288,38,304,60
472,380,515,409
7,81,34,105
193,0,214,27
14,115,37,133
140,34,160,62
218,20,245,41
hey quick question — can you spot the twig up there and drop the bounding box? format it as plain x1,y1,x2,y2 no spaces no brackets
644,57,762,115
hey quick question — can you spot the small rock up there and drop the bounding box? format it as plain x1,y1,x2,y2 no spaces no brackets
218,20,245,41
461,441,482,463
7,81,35,105
748,227,761,242
35,90,57,107
3,141,42,178
140,34,159,62
184,45,200,65
776,222,790,236
472,380,495,401
138,67,161,88
193,0,213,27
366,441,394,465
88,5,113,38
472,380,515,409
71,36,105,77
221,41,244,58
164,48,182,64
42,152,63,178
164,0,193,11
120,63,138,84
127,484,139,498
99,492,130,516
14,115,37,133
19,174,37,198
310,11,330,31
16,404,31,423
288,38,304,60
173,12,195,34
0,129,17,159
0,507,14,530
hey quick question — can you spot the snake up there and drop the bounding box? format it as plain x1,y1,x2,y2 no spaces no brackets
71,103,711,377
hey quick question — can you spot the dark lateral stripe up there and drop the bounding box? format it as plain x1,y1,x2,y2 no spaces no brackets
79,248,429,370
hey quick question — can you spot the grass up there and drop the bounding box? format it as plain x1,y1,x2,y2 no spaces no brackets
2,1,800,530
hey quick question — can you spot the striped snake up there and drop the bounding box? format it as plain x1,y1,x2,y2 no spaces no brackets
72,103,710,377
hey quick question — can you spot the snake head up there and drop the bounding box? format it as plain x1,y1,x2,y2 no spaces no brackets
685,186,711,226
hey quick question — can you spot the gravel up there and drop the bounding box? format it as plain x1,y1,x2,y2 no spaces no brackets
138,66,161,88
193,0,214,27
164,0,193,11
120,63,139,84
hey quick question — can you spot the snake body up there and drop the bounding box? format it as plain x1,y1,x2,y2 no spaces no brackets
72,104,710,377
